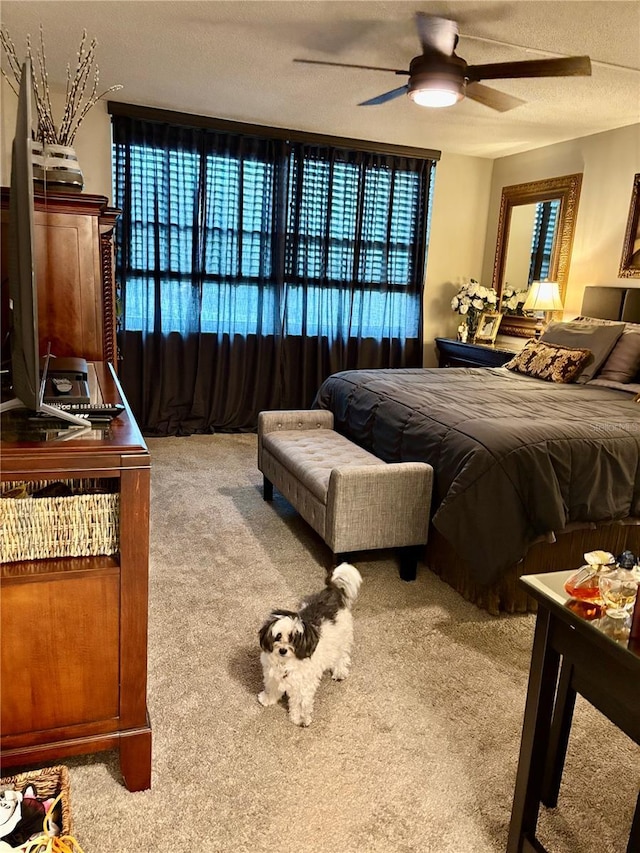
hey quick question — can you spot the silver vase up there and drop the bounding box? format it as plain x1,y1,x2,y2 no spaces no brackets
40,144,84,192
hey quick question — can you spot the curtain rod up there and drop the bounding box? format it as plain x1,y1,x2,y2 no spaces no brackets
107,101,441,162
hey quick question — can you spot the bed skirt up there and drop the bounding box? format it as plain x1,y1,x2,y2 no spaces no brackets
425,520,640,616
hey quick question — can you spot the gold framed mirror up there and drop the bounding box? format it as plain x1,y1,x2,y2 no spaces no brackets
492,173,583,337
619,172,640,278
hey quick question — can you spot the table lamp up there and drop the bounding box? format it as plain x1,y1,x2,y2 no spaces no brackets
523,280,564,337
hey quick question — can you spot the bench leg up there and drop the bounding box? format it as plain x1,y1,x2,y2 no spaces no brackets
398,546,420,582
263,476,273,501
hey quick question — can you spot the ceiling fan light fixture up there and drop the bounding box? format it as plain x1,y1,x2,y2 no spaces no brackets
409,86,460,108
407,71,464,108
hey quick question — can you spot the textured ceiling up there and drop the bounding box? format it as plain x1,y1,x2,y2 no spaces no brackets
2,1,640,158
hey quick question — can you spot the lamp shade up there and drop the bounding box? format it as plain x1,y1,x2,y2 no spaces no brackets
523,280,564,312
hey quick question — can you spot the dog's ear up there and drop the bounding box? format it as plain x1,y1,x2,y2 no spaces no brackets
292,619,320,659
258,616,277,652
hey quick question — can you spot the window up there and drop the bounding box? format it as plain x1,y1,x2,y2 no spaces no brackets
113,120,434,342
110,108,438,434
528,199,560,283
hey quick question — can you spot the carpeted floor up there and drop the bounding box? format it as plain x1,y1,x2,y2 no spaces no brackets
49,434,639,851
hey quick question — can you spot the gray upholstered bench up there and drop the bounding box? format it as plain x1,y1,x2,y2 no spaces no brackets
257,410,433,580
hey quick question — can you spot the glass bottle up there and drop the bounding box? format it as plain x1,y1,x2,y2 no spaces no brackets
616,549,640,582
564,550,616,603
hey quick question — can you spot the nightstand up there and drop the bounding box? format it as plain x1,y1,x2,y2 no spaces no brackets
435,337,521,368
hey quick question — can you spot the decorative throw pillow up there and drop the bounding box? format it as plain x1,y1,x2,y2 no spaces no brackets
504,339,592,383
594,330,640,383
540,321,625,383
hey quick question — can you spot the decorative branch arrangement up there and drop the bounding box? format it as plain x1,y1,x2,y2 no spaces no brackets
1,25,122,146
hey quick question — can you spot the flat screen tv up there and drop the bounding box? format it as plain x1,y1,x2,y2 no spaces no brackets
0,58,86,427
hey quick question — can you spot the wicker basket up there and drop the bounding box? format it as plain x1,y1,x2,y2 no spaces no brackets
0,764,73,835
0,478,119,563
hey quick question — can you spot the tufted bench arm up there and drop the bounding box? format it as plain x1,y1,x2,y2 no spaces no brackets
257,409,334,473
257,410,433,580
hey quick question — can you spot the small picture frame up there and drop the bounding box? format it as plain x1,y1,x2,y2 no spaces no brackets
619,173,640,278
474,311,502,343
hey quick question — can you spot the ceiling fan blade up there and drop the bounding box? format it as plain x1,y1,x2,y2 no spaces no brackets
414,13,459,56
293,58,407,74
467,55,591,83
465,82,526,112
359,86,409,106
459,31,640,73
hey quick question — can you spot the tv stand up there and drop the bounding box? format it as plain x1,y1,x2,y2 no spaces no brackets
1,363,152,791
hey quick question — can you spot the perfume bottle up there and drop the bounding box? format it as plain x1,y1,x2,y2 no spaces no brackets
564,550,616,603
617,549,640,581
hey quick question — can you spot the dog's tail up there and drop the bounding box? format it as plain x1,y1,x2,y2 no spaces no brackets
329,562,362,608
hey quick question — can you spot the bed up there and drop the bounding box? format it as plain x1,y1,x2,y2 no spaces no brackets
314,297,640,613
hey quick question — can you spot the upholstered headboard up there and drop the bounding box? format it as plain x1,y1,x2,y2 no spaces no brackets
581,286,640,322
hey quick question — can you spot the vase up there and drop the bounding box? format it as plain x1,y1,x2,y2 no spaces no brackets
31,141,45,183
466,312,480,342
40,144,84,192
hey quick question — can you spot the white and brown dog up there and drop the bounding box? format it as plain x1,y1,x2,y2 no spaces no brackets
257,562,362,726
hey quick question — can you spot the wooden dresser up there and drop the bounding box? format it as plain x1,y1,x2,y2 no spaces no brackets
1,188,150,790
0,364,151,791
1,188,120,368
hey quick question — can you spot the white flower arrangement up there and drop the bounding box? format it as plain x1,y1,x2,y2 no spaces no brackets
451,279,498,316
501,285,529,316
1,25,122,146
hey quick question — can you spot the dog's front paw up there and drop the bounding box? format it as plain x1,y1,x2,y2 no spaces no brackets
288,708,312,727
258,691,277,707
331,666,349,681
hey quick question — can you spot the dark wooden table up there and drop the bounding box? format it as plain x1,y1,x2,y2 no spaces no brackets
1,362,152,791
435,337,521,368
508,570,640,853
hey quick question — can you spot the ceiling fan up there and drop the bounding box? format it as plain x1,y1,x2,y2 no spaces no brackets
293,13,592,112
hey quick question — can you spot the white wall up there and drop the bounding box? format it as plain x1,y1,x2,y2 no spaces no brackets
422,152,493,366
481,123,640,317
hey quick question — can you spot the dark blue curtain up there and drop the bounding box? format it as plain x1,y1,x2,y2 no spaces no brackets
112,115,434,434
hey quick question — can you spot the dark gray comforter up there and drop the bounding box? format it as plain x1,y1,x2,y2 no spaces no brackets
314,367,640,584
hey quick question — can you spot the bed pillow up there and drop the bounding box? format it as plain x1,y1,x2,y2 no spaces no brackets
540,321,625,383
587,377,640,394
504,339,592,383
593,330,640,383
573,316,640,332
